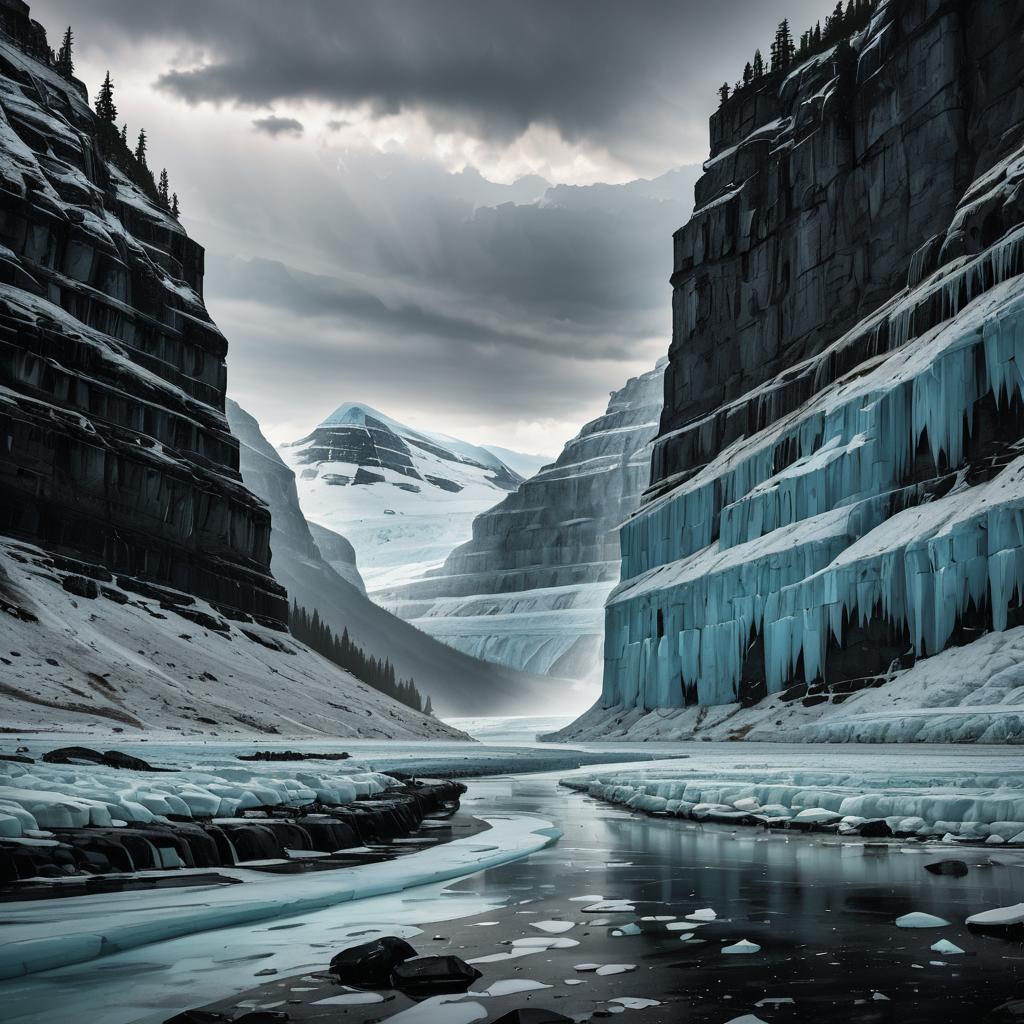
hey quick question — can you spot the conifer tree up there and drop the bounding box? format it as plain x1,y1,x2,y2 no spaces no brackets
752,49,765,78
158,168,170,206
423,695,433,716
717,81,730,106
770,20,795,71
119,123,128,146
134,128,148,167
56,27,73,78
94,71,117,124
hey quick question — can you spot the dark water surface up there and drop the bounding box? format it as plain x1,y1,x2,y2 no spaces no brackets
198,773,1024,1024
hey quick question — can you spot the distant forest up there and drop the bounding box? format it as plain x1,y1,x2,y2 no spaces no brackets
718,0,877,105
290,602,432,715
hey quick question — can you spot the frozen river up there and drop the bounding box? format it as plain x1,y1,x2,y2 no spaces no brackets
1,735,1023,1022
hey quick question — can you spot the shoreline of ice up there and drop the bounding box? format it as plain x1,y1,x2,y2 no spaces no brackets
0,812,560,981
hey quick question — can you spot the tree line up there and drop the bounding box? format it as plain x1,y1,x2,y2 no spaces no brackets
289,602,433,716
94,70,180,218
44,26,181,219
718,0,876,106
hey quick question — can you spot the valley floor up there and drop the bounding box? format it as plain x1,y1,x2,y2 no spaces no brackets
1,735,1022,1022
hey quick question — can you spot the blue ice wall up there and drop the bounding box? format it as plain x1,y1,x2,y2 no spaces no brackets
602,230,1024,710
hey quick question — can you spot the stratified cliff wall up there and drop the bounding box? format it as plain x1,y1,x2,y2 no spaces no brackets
0,9,285,623
379,361,664,679
599,0,1024,736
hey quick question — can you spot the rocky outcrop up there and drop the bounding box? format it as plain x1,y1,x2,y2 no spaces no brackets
227,400,557,716
0,12,285,624
281,403,524,590
594,0,1024,739
379,361,664,680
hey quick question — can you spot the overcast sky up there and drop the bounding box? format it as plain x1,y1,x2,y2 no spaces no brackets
36,0,823,454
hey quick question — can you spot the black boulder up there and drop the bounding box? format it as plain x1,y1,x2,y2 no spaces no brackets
329,936,418,987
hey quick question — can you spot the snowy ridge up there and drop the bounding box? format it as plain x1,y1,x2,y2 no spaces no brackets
378,360,665,681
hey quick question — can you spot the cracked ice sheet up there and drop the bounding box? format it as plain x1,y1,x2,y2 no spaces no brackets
0,814,559,1024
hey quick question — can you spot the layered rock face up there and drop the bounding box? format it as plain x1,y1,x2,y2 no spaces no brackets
282,403,523,591
228,401,556,716
599,0,1024,737
0,12,285,624
379,361,664,679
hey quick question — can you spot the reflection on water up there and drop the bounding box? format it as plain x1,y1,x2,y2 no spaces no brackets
444,776,1024,1023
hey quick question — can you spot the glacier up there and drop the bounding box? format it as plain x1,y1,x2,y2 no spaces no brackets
378,361,666,682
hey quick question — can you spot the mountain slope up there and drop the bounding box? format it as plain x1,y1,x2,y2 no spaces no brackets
0,4,463,739
280,403,524,590
378,360,665,683
575,0,1024,743
228,400,563,717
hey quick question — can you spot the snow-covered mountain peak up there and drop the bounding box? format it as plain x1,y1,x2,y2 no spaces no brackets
281,403,529,589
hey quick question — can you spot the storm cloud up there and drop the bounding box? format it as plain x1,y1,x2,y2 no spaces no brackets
251,114,304,137
30,0,827,451
36,0,825,172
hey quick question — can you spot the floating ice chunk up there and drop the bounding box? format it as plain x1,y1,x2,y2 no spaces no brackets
573,964,602,972
584,900,636,913
530,920,575,934
383,995,486,1024
510,937,579,949
733,798,761,811
722,939,761,954
965,902,1024,927
687,908,717,921
640,915,675,922
755,998,795,1006
569,894,604,902
595,964,637,976
315,992,386,1005
475,980,552,997
676,933,695,941
611,997,661,1009
612,924,641,936
565,979,585,986
725,1017,769,1024
896,913,950,928
872,992,890,1001
930,940,964,954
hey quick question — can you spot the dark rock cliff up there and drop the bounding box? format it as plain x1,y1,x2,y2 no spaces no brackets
595,0,1024,740
654,0,1024,494
0,13,286,624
